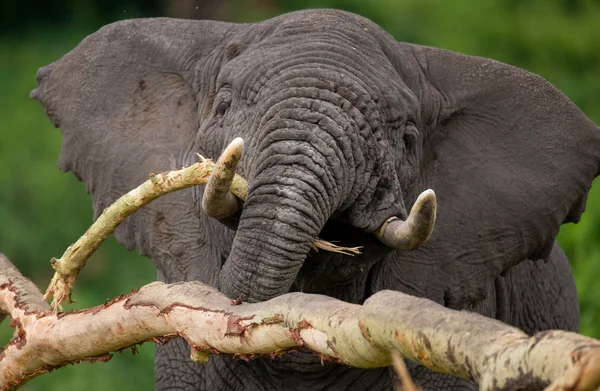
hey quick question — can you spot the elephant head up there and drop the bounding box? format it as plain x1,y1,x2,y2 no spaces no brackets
31,9,600,390
31,9,600,304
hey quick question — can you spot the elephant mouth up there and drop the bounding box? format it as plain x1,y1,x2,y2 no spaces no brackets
203,138,437,253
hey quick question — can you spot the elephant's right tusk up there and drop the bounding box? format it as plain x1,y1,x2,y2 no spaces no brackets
202,138,244,219
375,189,437,251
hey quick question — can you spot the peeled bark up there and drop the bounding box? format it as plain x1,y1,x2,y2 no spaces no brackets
1,253,599,391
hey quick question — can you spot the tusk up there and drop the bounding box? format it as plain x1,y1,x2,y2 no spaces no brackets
202,137,244,219
375,189,437,250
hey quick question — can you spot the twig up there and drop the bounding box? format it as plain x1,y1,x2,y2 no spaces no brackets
312,240,362,256
392,351,420,391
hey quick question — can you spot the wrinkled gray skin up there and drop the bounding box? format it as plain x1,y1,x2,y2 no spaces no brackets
31,9,600,391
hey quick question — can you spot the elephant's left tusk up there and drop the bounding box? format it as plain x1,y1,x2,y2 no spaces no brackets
202,138,244,219
375,189,437,251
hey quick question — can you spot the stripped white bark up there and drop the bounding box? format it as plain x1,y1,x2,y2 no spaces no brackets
1,254,599,391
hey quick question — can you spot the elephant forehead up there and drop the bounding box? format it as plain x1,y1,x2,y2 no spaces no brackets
216,33,418,124
263,9,387,43
214,9,390,79
227,26,388,71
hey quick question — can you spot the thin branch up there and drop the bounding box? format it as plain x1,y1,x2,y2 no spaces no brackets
1,254,599,391
311,240,362,256
44,160,217,308
392,351,420,391
44,159,361,308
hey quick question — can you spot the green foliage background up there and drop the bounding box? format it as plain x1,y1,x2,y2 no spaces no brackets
0,0,598,389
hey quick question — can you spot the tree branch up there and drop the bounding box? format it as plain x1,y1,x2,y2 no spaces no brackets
0,254,50,316
1,254,599,391
44,159,360,309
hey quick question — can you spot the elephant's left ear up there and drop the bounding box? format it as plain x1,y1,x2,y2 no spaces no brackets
390,43,600,283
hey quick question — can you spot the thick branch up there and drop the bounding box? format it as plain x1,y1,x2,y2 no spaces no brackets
0,254,50,316
44,159,359,308
1,255,599,391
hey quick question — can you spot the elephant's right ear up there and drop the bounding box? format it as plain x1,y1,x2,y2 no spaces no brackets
378,42,600,307
31,19,236,278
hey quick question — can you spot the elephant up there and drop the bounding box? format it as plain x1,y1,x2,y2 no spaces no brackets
31,9,600,391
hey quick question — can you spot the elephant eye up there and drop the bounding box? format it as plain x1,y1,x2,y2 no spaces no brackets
214,87,232,118
215,100,231,117
403,121,419,153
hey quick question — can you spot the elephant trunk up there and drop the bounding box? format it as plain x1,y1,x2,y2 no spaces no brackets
218,130,345,302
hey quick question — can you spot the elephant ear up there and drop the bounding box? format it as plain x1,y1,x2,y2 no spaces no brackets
378,43,600,308
31,18,236,282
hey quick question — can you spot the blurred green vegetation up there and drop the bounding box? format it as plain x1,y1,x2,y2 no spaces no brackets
0,0,598,389
0,28,156,390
